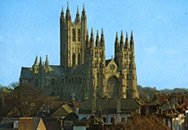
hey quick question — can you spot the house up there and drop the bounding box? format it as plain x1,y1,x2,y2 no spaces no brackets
63,112,78,130
78,98,142,123
0,117,19,129
18,117,46,130
51,104,73,119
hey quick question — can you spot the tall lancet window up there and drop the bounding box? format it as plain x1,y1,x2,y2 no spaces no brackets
72,28,76,41
72,53,76,66
78,29,81,41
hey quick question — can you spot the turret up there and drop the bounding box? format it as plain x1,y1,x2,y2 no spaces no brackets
115,32,119,52
90,28,94,47
75,6,80,23
130,31,134,50
39,57,42,67
45,55,49,71
120,31,124,51
95,30,99,47
100,29,105,47
34,56,38,65
125,32,129,50
33,56,39,73
81,4,87,20
65,2,71,22
86,30,90,48
60,7,65,23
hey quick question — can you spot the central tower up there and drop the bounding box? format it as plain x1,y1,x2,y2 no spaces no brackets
60,4,87,68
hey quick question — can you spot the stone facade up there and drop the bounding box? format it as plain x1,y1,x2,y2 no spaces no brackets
20,4,139,101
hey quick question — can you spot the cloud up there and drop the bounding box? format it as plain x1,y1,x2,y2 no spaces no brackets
144,46,157,54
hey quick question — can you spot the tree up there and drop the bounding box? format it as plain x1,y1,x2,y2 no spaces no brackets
121,113,169,130
2,83,49,117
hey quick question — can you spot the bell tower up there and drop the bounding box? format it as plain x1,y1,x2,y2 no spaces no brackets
60,3,87,68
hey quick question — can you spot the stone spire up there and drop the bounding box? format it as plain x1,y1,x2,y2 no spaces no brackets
60,7,65,22
115,32,119,50
45,55,49,67
125,32,129,49
39,57,42,67
95,30,99,47
100,29,105,47
65,2,71,22
34,56,38,65
120,30,124,50
90,28,94,47
81,3,86,20
130,31,134,50
75,6,80,23
86,30,90,48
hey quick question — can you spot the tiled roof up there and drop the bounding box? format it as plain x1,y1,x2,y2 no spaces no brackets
20,67,33,79
51,104,73,118
49,65,65,76
43,118,61,130
79,98,141,114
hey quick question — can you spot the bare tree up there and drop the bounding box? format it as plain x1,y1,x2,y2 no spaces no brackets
2,83,49,117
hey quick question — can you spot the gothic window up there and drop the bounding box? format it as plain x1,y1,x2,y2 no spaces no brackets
72,53,76,66
78,53,81,65
72,28,76,41
62,78,64,84
51,78,55,85
78,29,81,41
107,76,119,98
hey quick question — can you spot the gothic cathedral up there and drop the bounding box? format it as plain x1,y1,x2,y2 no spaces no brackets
20,4,139,101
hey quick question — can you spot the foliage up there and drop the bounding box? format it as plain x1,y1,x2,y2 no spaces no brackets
2,83,49,117
115,113,169,130
7,82,19,89
137,85,159,101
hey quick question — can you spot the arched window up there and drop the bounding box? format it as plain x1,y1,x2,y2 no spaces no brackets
51,78,55,85
107,76,119,98
78,29,81,41
72,28,76,41
78,53,81,65
62,78,64,84
72,53,76,66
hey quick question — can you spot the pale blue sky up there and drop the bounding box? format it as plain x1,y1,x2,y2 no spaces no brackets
0,0,188,89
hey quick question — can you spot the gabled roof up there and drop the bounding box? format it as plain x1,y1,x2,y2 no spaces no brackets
64,112,78,120
51,104,73,118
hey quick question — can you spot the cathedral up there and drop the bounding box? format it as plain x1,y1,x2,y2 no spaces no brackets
20,4,139,101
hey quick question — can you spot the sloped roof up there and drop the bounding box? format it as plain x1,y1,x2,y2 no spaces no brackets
49,65,65,76
79,98,142,114
67,64,86,75
51,104,73,118
43,118,61,130
20,67,33,79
